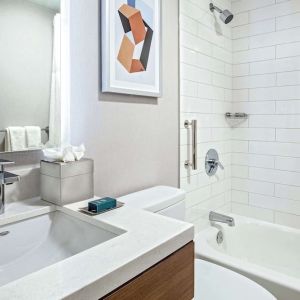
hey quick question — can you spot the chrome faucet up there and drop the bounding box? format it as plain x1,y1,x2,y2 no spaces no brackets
209,211,235,227
0,159,20,214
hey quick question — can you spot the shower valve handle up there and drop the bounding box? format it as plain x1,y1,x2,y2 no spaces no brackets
208,159,224,170
216,160,224,170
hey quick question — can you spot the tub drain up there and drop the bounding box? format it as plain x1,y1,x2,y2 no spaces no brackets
0,231,9,237
216,230,223,244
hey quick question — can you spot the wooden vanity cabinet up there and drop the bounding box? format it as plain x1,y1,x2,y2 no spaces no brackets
102,242,194,300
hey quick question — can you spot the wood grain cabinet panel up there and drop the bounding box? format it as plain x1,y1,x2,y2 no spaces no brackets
102,242,194,300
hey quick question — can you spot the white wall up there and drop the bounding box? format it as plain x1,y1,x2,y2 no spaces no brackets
0,0,55,150
181,0,300,231
0,0,179,204
180,0,233,232
70,0,180,197
231,0,300,228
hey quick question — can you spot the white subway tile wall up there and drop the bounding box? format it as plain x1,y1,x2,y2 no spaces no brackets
180,0,233,232
231,0,300,227
180,0,300,232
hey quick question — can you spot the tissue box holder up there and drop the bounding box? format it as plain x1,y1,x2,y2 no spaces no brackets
41,158,94,205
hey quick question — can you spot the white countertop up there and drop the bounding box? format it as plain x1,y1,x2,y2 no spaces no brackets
0,198,55,226
0,198,194,300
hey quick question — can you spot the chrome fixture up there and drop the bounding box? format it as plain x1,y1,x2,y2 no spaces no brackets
184,120,198,170
225,112,248,119
0,231,9,237
209,3,234,24
205,149,224,176
209,211,235,227
216,230,224,244
0,159,20,214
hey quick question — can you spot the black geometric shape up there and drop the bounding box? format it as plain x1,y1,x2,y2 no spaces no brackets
118,10,131,34
140,21,153,70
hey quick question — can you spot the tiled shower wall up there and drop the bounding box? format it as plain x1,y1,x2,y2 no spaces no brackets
180,0,233,232
180,0,300,232
231,0,300,228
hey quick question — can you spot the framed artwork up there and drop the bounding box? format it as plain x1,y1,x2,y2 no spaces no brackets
101,0,161,97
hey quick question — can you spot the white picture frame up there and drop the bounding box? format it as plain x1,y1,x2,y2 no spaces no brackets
101,0,161,97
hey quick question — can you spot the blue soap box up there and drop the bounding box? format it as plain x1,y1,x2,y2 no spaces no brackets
88,197,117,213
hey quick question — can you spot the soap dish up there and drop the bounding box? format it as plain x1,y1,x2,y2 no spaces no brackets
79,201,124,216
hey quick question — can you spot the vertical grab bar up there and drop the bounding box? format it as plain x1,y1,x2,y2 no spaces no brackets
184,120,198,170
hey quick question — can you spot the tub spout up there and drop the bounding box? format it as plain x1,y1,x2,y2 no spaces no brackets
209,211,235,227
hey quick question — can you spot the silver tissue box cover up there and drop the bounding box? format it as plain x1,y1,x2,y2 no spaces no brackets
40,158,94,205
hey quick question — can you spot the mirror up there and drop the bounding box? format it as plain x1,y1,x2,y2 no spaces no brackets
0,0,62,153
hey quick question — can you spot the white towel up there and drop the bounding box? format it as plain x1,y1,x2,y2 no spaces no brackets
25,126,42,149
5,127,26,152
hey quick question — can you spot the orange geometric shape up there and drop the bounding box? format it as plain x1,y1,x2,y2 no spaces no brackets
131,59,145,73
117,35,135,73
117,35,146,73
118,4,146,45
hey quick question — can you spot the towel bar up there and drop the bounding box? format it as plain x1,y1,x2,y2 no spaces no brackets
0,127,49,136
184,120,198,170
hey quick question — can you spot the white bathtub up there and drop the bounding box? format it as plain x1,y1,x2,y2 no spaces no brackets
195,214,300,300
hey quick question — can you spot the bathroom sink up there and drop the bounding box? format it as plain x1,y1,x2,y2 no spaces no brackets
0,211,121,287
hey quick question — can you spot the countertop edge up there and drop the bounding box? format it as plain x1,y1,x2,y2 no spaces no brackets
65,225,194,300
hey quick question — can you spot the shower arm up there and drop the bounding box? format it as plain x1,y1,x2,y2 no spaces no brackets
209,3,222,14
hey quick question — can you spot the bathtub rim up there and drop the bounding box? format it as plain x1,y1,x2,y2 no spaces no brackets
194,214,300,294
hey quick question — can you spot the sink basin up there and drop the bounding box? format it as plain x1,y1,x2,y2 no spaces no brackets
0,211,121,287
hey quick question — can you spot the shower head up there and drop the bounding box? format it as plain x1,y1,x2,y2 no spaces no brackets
209,3,234,24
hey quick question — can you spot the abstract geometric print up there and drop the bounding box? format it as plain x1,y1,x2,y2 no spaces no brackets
117,0,153,73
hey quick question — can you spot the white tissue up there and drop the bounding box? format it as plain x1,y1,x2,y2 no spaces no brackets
43,144,86,163
62,147,76,162
72,144,85,161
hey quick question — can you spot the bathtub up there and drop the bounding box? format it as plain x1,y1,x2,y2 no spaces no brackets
195,214,300,300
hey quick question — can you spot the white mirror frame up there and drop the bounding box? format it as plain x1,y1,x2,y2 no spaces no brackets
59,0,71,146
